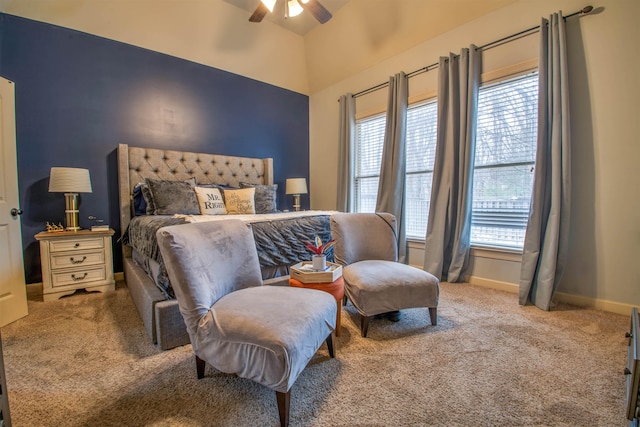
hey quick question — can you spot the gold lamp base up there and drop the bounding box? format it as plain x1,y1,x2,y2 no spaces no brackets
64,193,81,231
292,194,301,212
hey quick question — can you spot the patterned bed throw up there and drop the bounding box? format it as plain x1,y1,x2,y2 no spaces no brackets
125,212,334,298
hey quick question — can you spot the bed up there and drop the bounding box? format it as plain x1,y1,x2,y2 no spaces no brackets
118,144,334,350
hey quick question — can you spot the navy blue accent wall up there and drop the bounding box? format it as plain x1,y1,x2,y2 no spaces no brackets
0,13,310,283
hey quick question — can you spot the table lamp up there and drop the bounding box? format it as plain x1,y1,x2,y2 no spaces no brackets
48,167,93,231
285,178,307,211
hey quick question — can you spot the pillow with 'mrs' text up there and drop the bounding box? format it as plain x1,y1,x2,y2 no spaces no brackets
224,188,255,215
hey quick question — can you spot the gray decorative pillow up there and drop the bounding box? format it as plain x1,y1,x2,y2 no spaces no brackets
140,183,157,215
145,178,199,215
240,182,278,214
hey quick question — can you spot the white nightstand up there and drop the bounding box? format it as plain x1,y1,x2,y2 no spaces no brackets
35,228,115,302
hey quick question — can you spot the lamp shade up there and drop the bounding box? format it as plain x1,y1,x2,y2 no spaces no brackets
286,178,307,195
48,167,93,193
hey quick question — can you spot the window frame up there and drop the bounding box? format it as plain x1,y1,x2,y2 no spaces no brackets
470,69,539,250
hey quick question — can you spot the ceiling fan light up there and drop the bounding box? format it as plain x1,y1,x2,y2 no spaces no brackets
287,0,303,17
261,0,277,13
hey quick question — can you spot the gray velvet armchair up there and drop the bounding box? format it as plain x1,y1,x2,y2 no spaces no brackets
156,220,337,427
330,212,440,337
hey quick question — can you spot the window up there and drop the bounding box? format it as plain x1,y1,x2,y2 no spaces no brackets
405,100,438,238
354,100,438,238
353,70,538,249
470,73,538,248
354,113,385,213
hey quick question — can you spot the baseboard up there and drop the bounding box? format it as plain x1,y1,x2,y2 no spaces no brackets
466,275,634,316
553,291,635,316
115,272,124,282
465,275,519,294
26,282,43,299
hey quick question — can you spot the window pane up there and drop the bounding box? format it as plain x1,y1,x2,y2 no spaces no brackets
475,75,538,167
406,172,432,238
406,101,438,174
355,176,378,213
471,73,538,249
356,114,385,177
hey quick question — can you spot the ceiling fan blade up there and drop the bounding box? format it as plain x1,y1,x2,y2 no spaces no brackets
299,0,332,24
249,2,269,22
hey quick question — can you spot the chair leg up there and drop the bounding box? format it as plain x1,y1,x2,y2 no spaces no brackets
360,315,371,338
342,295,348,306
325,333,335,358
276,390,290,427
195,355,205,379
428,307,437,326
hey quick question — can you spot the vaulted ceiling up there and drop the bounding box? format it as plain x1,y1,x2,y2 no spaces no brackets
0,0,518,94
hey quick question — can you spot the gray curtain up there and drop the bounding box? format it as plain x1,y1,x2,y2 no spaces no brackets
376,72,408,263
424,46,481,282
336,93,355,212
519,13,571,310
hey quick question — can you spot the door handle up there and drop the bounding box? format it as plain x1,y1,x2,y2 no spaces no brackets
10,208,23,216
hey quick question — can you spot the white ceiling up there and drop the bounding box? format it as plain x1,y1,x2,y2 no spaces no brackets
222,0,350,35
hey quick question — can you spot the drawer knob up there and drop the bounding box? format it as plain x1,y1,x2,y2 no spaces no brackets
74,243,80,248
70,256,87,264
71,272,88,281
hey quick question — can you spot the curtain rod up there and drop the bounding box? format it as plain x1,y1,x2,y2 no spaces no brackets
351,5,594,99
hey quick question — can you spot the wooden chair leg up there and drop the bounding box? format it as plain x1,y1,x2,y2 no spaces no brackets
195,355,205,379
360,315,370,337
276,390,290,427
325,333,335,358
428,307,437,326
335,298,342,337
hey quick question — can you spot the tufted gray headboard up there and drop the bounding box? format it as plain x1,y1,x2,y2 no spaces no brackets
117,143,274,240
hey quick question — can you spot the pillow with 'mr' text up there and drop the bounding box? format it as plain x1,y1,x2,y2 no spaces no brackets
194,186,227,215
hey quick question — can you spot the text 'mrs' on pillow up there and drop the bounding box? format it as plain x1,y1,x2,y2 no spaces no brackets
224,187,255,214
145,178,199,215
240,182,278,214
194,186,227,215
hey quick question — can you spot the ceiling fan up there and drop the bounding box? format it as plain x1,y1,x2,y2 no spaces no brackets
249,0,332,24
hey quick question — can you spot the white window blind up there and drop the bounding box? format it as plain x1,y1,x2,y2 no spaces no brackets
471,72,538,248
354,113,385,213
354,100,438,238
405,100,437,238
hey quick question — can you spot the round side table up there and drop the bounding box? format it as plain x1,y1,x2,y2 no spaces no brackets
289,276,344,337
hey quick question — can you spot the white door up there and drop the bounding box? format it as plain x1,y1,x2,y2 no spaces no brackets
0,76,28,328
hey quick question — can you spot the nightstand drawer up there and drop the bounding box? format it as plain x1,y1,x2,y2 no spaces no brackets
50,250,105,270
49,237,104,253
51,266,106,288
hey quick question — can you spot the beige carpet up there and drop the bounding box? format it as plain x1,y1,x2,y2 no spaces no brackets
1,281,630,426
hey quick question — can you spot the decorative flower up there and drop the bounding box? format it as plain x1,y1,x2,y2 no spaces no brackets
305,235,335,255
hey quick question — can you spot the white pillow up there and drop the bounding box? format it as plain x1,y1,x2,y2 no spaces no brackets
224,188,255,214
194,186,227,215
